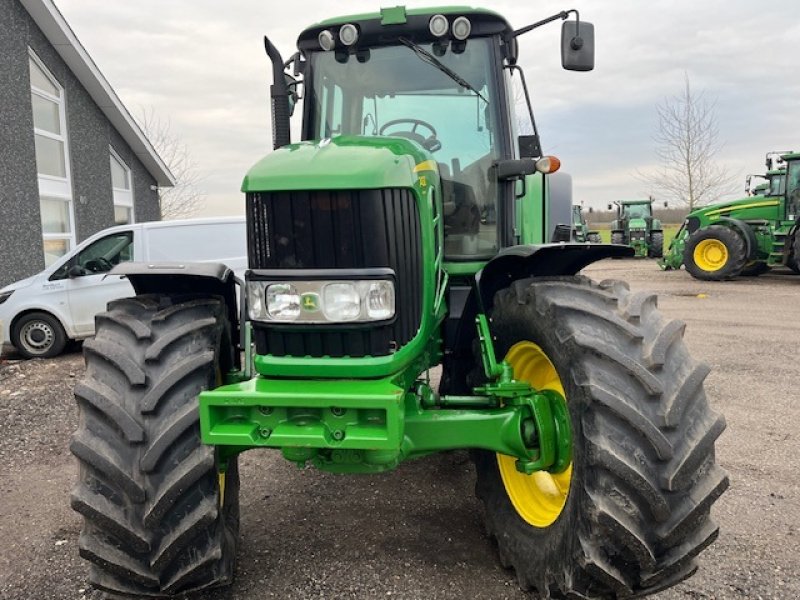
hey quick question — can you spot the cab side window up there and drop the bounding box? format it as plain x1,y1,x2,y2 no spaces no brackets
51,231,134,279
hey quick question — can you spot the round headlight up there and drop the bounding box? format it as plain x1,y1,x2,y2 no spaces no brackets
452,16,471,40
429,14,449,37
318,29,335,51
322,283,361,321
339,23,359,46
266,283,301,320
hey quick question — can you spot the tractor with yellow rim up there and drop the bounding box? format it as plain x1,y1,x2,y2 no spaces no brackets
662,151,800,279
70,6,728,598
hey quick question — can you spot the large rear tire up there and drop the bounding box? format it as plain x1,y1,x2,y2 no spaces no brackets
683,225,746,280
473,276,728,598
71,295,239,597
790,232,800,274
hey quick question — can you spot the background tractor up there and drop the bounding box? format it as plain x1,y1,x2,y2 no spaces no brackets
571,204,601,242
70,7,727,599
661,150,799,279
608,198,665,257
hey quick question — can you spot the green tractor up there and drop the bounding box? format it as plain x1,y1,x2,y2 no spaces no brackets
571,204,601,242
70,7,727,598
608,198,665,257
661,151,799,279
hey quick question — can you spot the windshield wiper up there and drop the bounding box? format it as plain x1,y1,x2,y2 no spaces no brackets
398,37,488,104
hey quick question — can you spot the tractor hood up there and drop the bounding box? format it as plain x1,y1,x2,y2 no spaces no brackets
242,135,432,193
628,218,647,230
687,195,781,219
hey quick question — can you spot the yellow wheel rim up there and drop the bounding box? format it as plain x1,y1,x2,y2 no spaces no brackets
497,341,572,528
693,239,728,272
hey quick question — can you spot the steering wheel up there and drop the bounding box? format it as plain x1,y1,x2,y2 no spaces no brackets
379,119,442,152
84,256,113,273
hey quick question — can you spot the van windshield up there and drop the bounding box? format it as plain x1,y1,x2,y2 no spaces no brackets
51,232,133,280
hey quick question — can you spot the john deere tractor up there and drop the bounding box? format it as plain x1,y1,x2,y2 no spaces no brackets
608,198,664,257
571,204,601,242
661,151,799,280
70,7,727,598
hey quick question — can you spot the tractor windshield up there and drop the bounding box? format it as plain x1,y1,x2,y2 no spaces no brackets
306,38,502,259
768,173,785,197
623,203,651,219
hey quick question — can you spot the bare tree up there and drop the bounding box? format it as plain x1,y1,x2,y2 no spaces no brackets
137,108,206,219
639,75,735,211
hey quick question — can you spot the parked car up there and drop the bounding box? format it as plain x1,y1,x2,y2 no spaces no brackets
0,217,246,358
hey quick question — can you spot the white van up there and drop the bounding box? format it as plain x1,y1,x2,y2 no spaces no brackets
0,216,246,358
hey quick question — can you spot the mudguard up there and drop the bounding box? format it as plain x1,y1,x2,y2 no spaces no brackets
439,243,632,394
715,217,758,260
111,262,241,362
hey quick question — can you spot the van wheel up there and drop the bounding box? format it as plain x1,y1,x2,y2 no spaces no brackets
11,311,68,358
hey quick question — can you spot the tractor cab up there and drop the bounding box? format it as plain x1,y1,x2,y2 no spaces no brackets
785,153,800,219
609,198,664,257
259,7,595,262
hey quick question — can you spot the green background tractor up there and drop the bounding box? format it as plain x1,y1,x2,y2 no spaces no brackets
70,7,727,598
661,152,799,280
571,204,601,242
608,198,664,257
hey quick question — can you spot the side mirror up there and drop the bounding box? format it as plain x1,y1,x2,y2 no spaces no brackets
68,265,83,278
518,135,541,159
561,20,595,72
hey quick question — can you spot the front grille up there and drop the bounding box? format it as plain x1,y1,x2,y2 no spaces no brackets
247,188,423,357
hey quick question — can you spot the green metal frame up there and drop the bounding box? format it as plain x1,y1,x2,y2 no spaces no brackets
202,313,571,475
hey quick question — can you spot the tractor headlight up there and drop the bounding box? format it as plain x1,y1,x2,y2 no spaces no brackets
247,277,395,324
322,283,361,321
266,283,301,321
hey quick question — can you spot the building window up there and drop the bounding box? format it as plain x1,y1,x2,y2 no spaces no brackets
29,50,74,266
110,149,134,225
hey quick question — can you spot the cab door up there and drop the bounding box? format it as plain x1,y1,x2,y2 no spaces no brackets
62,231,136,336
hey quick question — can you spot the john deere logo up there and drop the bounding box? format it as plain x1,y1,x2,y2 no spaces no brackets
301,293,320,312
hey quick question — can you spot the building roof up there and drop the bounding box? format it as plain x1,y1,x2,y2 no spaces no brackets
20,0,175,186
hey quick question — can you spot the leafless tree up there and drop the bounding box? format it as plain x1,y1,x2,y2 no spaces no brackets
639,75,735,211
137,108,206,219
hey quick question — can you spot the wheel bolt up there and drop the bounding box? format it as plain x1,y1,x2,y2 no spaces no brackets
331,407,345,417
259,427,272,439
258,406,273,416
332,429,345,441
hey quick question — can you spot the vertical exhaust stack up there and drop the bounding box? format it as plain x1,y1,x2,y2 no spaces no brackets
264,36,291,150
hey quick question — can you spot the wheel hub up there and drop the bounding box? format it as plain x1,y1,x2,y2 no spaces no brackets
694,239,728,271
497,341,573,528
21,321,54,353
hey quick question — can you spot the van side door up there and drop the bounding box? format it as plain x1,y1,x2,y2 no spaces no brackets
57,231,136,337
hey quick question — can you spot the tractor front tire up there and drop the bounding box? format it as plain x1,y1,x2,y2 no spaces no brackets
587,232,602,244
473,276,728,598
610,231,625,245
683,225,746,280
649,231,664,258
71,295,239,597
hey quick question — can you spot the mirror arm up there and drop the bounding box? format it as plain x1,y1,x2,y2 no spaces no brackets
513,9,577,38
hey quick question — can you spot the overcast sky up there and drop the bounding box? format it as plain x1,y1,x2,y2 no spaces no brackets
56,0,800,216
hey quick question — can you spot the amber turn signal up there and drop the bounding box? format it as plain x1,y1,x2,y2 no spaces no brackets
535,155,561,174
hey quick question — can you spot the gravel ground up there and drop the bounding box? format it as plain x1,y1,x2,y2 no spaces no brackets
0,259,797,599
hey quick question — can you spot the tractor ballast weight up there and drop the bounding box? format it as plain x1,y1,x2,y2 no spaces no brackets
661,153,800,279
71,7,727,599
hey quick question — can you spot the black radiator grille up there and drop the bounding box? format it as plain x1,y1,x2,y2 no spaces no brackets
247,188,423,357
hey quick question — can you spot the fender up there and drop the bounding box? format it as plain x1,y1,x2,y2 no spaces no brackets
715,217,758,260
111,262,241,363
439,243,632,394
